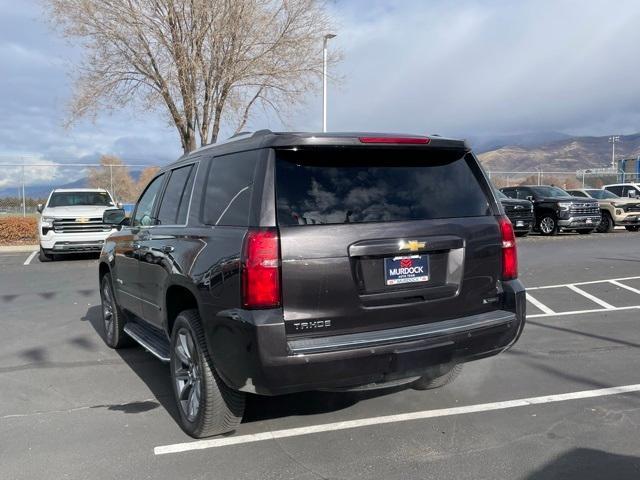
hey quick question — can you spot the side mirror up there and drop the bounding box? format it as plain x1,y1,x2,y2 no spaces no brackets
103,208,127,226
629,190,638,198
116,202,123,209
37,203,44,214
526,196,534,201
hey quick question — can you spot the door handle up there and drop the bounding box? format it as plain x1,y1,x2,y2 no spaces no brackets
161,245,175,254
132,243,141,250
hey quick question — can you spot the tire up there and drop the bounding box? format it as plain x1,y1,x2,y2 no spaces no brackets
99,273,130,348
577,229,593,235
596,212,614,233
412,364,463,391
537,214,558,236
170,310,245,438
515,230,529,238
39,247,53,262
625,226,640,232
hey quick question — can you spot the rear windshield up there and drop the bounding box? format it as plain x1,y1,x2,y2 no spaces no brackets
275,148,491,226
48,191,114,207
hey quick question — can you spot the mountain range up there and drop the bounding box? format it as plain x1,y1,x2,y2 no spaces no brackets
475,132,640,173
0,170,145,198
1,132,639,198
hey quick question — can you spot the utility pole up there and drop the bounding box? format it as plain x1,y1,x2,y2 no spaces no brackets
322,33,336,133
609,135,620,169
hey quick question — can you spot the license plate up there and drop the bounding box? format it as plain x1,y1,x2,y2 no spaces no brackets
516,220,525,227
586,218,593,224
384,255,429,286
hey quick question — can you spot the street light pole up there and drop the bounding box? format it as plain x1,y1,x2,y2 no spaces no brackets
609,135,620,169
322,33,336,133
21,158,26,217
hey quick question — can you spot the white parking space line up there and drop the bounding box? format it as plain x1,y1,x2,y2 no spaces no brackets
154,383,640,455
527,305,640,319
527,275,640,291
610,280,640,296
525,293,556,315
23,250,38,266
566,284,616,310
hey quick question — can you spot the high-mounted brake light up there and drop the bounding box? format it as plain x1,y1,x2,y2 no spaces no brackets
498,216,518,280
359,137,430,144
242,228,281,309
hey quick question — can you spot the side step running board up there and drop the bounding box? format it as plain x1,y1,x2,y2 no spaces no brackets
124,322,170,362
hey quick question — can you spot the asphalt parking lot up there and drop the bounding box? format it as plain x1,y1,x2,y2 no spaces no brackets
1,231,640,480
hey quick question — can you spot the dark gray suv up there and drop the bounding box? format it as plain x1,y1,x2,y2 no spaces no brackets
98,131,526,438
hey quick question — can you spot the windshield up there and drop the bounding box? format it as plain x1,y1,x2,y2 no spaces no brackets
495,189,508,199
530,186,572,198
586,189,619,199
48,191,114,207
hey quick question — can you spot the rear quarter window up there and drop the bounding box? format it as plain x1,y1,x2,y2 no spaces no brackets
201,151,258,226
275,148,491,226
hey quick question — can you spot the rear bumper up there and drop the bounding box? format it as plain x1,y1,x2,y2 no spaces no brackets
205,280,526,395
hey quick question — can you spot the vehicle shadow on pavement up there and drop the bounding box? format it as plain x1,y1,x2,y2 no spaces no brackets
527,448,640,480
83,306,181,424
83,305,412,426
243,386,410,423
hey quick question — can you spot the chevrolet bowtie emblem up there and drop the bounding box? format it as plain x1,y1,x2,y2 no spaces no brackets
399,240,426,252
76,217,90,223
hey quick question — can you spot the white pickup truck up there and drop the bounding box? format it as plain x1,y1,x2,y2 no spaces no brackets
37,188,119,261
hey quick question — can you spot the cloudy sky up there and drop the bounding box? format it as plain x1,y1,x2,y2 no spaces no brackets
1,0,640,172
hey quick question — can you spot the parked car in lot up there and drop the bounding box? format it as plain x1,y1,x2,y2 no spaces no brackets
566,188,640,232
98,131,526,438
500,185,600,235
495,189,533,237
37,188,119,261
603,183,640,199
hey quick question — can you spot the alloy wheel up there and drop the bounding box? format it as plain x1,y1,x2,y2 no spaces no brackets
173,328,202,422
540,217,555,234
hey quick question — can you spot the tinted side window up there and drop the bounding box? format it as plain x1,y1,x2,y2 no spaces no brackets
201,151,257,226
157,164,196,225
133,174,165,227
571,191,587,197
606,186,623,196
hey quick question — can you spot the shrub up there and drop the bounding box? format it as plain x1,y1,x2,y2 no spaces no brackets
0,216,38,245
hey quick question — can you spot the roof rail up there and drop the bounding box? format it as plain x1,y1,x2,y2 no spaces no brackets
191,129,273,154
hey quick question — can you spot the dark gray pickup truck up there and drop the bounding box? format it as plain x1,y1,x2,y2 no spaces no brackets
501,185,600,235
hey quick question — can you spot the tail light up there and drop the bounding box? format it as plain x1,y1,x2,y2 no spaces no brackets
242,228,281,309
498,216,518,280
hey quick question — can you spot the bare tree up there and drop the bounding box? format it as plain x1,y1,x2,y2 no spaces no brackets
87,155,136,201
45,0,338,153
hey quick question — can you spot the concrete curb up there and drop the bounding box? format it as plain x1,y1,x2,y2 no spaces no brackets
0,245,39,253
